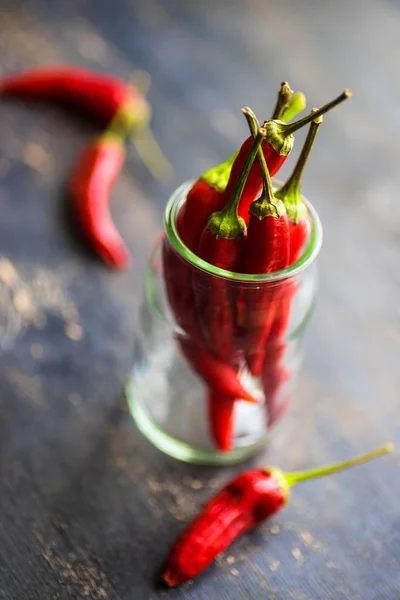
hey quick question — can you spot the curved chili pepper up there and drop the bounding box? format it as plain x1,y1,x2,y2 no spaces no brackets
242,109,290,377
68,108,133,269
162,444,393,586
0,65,171,180
0,65,150,127
195,128,266,362
236,89,351,223
175,335,258,404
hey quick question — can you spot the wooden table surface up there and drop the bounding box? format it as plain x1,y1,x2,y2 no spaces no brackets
0,0,399,598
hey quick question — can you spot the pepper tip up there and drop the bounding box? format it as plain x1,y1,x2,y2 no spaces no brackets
161,567,185,587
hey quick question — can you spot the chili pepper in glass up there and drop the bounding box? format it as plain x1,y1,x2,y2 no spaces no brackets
241,108,290,377
162,444,393,586
191,129,266,452
161,154,236,339
162,93,306,343
236,89,351,222
262,112,323,425
194,128,266,362
0,65,171,180
127,88,350,463
161,140,263,434
175,335,258,404
126,172,322,464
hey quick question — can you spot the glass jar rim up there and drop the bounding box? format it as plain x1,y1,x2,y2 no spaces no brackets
164,180,323,282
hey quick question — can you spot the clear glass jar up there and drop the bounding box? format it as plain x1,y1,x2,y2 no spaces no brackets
126,181,323,465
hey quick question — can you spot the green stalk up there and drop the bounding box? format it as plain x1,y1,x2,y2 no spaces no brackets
242,107,285,220
271,81,293,120
269,443,393,503
286,443,393,487
206,128,266,239
264,89,352,157
275,110,322,223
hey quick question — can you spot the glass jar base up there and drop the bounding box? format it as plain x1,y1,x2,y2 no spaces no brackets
126,384,271,466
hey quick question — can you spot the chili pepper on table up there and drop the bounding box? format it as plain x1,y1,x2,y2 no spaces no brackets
68,106,133,269
0,65,149,127
0,65,171,180
175,335,258,404
162,443,393,586
241,108,290,377
195,127,266,362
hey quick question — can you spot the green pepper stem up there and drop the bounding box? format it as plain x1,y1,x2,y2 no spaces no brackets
206,127,266,239
271,81,293,120
281,91,307,123
224,128,265,219
242,107,284,219
281,89,352,137
276,110,322,201
284,443,393,487
100,100,137,143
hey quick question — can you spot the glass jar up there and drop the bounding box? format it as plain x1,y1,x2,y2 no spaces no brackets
126,181,323,465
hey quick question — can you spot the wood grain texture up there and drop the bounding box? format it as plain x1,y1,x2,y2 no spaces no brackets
0,0,399,598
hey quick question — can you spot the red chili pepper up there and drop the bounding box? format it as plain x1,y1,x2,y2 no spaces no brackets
207,389,236,452
68,108,132,269
162,90,305,348
0,65,171,181
177,154,237,251
261,343,291,428
176,335,258,405
162,155,236,339
275,111,323,263
0,65,149,127
194,128,266,362
241,109,290,377
262,114,323,415
236,89,351,223
162,444,393,586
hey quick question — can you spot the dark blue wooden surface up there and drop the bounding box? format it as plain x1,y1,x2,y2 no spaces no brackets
0,0,399,598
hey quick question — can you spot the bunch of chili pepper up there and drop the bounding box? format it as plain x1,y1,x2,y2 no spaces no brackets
162,443,393,586
1,65,171,268
162,84,351,452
